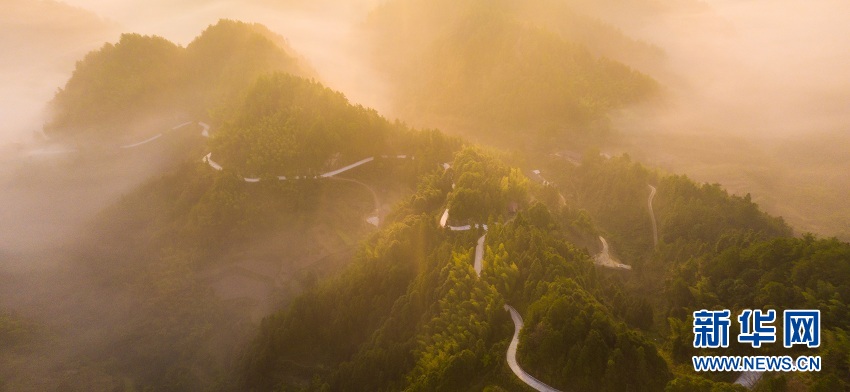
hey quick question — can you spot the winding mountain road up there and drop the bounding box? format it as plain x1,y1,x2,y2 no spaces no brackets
593,236,632,270
23,120,202,158
203,153,412,183
648,184,658,248
120,134,162,149
438,208,488,232
199,123,406,227
504,305,563,392
203,152,223,171
119,120,198,149
441,205,553,391
321,157,374,178
439,208,487,276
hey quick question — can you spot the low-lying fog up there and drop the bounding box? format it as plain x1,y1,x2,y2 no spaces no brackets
2,0,848,272
606,0,850,238
0,0,385,267
1,0,848,389
615,0,850,137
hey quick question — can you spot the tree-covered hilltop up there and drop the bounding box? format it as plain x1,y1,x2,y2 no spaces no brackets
209,73,457,178
183,20,318,112
240,147,672,391
44,19,315,140
366,0,657,144
44,33,184,138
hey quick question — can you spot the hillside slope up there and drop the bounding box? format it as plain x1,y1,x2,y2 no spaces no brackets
44,19,315,141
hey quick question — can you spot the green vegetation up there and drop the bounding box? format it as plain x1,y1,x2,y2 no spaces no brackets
11,5,850,391
520,279,670,391
446,148,528,224
210,73,455,178
10,65,460,390
45,33,183,137
240,148,673,391
543,152,847,389
95,77,460,389
45,20,314,140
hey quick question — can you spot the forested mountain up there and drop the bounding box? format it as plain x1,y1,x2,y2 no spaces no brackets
44,20,315,141
366,0,657,144
3,2,848,391
60,76,458,390
238,145,849,391
209,73,453,178
2,53,462,388
240,147,671,391
542,153,848,390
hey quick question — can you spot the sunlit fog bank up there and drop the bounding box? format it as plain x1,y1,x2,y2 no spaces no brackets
605,0,850,238
614,0,850,137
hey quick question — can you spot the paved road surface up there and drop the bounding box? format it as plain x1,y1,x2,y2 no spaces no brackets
203,153,411,183
648,185,658,248
593,236,632,270
439,208,488,231
120,119,198,149
504,305,563,392
321,157,375,177
120,134,163,149
203,152,223,171
474,235,485,276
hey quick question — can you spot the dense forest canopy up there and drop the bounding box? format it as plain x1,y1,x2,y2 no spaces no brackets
2,1,849,391
211,73,413,177
44,19,315,140
239,145,848,391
